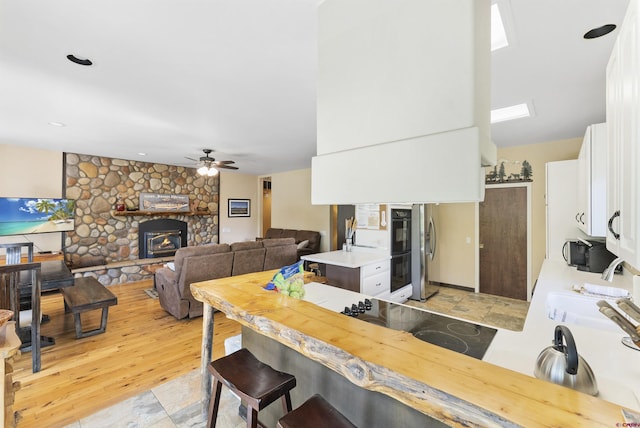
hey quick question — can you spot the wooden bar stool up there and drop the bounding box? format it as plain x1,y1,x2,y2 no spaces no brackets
207,348,296,428
277,394,357,428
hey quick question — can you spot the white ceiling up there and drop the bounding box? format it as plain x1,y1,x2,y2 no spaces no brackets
0,0,631,176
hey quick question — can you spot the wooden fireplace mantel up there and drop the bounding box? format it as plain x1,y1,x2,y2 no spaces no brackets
110,210,211,217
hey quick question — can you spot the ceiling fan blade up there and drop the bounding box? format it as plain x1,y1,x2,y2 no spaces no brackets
214,160,235,165
184,156,199,162
216,164,239,170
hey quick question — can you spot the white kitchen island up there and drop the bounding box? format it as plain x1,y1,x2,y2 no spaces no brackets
301,249,399,299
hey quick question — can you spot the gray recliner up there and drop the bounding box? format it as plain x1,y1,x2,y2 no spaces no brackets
155,244,233,319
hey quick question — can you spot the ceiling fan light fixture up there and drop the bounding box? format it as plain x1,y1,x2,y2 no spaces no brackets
189,149,237,174
198,165,218,176
583,24,616,39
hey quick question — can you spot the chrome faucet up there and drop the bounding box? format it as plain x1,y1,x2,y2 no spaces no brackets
602,257,625,281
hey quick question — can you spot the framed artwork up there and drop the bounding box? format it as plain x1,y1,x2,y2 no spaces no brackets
228,199,250,217
139,193,190,212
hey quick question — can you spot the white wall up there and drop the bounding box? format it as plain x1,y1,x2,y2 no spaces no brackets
0,144,64,253
270,169,331,252
219,172,260,244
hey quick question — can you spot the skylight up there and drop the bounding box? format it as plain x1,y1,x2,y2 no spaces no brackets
491,3,509,51
491,103,530,123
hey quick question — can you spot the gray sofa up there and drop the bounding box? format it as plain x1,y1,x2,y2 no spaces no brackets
262,228,321,259
155,237,297,319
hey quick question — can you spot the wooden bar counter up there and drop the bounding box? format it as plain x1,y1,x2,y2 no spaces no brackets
191,270,630,427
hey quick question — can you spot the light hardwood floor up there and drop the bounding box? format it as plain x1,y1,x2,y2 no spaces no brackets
12,279,241,428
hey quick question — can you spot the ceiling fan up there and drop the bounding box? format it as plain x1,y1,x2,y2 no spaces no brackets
185,149,238,176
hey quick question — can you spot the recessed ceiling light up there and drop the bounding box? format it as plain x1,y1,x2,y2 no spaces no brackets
584,24,617,39
138,152,147,156
48,121,66,127
66,54,93,66
491,103,531,123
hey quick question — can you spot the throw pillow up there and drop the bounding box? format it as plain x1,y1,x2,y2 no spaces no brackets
297,240,309,250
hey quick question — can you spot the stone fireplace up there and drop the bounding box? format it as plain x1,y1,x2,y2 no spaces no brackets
63,153,220,284
139,219,188,258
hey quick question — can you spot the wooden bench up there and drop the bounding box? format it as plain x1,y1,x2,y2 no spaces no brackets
61,277,118,339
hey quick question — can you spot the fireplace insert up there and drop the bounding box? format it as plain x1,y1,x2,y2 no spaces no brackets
139,219,187,258
145,230,182,257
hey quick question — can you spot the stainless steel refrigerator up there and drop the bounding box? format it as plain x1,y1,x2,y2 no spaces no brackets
410,204,438,301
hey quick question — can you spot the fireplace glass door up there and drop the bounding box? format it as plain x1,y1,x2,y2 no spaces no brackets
145,231,182,257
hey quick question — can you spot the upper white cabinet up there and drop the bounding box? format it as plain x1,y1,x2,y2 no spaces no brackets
312,0,496,205
576,123,607,237
546,160,579,262
606,0,640,268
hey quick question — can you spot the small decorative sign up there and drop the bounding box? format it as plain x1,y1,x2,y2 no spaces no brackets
139,193,190,212
485,159,533,183
228,199,250,217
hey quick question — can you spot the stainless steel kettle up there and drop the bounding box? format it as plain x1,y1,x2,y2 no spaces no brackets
533,325,598,396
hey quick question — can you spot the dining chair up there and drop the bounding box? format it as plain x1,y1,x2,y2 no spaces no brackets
1,242,36,325
0,262,42,372
0,242,34,265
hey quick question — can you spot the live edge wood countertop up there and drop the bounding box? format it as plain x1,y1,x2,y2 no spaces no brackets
191,270,628,427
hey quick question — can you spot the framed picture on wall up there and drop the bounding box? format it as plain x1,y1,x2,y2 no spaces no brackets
228,199,250,217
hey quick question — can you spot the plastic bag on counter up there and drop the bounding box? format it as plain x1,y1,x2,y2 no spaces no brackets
264,261,305,299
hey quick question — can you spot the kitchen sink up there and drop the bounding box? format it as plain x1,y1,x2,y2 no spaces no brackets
545,291,622,332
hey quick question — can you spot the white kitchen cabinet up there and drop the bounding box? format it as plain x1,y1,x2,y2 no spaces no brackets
360,260,390,297
576,123,607,237
546,160,580,262
389,284,412,302
606,0,640,269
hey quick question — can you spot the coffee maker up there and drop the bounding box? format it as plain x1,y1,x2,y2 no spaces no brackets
563,238,619,274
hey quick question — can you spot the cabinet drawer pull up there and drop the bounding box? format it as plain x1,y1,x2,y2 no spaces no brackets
608,210,621,240
376,282,381,286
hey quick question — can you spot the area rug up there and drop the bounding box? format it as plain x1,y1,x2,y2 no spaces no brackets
144,288,159,299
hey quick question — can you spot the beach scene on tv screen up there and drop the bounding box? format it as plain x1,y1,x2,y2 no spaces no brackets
0,198,75,236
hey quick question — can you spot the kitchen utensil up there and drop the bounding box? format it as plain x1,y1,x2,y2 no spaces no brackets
616,298,640,323
534,325,598,396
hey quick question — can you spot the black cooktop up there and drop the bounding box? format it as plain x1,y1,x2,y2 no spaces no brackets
342,298,497,360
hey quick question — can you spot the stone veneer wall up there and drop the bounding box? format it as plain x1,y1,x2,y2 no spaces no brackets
64,153,219,284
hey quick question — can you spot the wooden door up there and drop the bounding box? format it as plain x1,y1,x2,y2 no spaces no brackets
479,186,527,300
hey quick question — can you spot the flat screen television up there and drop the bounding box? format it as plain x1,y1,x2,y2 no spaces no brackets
0,197,75,236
